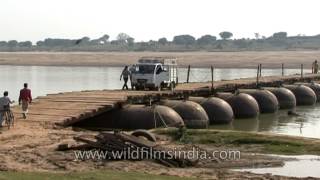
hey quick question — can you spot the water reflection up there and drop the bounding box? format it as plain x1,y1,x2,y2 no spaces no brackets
211,105,320,139
235,155,320,178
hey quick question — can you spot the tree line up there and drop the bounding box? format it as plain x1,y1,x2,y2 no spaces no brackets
1,31,320,52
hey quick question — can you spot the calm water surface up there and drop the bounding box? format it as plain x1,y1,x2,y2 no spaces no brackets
211,106,320,139
0,65,318,138
235,155,320,178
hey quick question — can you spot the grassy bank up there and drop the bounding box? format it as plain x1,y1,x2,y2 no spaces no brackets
154,128,320,155
0,170,194,180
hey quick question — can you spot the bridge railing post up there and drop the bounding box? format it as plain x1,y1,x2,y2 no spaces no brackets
187,65,191,83
259,63,262,77
211,66,214,93
256,64,260,87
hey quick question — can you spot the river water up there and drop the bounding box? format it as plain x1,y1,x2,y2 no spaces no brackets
234,155,320,178
0,65,319,139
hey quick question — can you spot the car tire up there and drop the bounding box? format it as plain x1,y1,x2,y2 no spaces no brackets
131,129,157,142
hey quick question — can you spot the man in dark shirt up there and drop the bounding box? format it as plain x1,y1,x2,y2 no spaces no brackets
120,66,131,90
19,83,32,119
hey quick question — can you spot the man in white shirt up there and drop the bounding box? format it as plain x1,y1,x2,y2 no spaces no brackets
0,91,14,127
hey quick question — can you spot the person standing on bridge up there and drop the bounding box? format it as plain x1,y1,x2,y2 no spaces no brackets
120,66,131,90
19,83,32,119
312,60,319,74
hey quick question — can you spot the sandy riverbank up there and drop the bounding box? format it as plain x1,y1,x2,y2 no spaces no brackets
0,51,320,68
1,119,319,179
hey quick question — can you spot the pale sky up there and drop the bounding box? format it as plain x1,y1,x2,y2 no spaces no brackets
1,0,320,43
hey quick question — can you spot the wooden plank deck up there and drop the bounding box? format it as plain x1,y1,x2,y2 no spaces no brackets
11,90,157,127
10,73,320,128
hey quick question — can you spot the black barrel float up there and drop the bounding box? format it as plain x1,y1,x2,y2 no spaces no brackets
74,105,184,130
188,96,234,124
283,85,316,105
216,93,260,118
160,100,209,129
295,82,320,102
264,87,296,109
238,89,279,113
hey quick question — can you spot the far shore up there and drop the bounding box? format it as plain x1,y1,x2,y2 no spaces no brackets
0,51,319,68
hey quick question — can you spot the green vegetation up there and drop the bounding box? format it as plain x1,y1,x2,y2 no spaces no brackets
0,170,194,180
219,31,233,40
2,31,320,52
154,128,320,155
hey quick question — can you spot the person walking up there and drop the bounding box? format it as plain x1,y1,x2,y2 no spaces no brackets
0,91,14,127
19,83,32,119
120,66,131,90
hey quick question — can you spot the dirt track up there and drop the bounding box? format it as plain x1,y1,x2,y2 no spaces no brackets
0,51,320,68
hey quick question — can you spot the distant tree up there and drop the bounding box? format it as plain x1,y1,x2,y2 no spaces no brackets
135,42,150,51
234,39,249,49
0,41,7,47
197,35,217,45
75,37,90,45
254,33,260,39
158,37,168,45
110,40,119,45
7,40,18,47
36,41,44,46
43,38,76,47
216,43,223,50
98,34,110,44
127,37,135,46
18,41,32,47
173,35,196,45
148,40,157,49
117,33,130,42
90,39,102,45
115,33,133,45
272,32,287,39
219,31,233,40
117,33,130,40
43,38,54,46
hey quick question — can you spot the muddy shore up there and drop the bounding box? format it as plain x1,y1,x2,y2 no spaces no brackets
1,117,320,179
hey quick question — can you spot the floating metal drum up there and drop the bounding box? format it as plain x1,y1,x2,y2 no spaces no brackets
264,87,296,109
74,105,184,130
160,100,209,129
217,93,260,118
295,82,320,102
188,97,234,124
239,89,279,113
283,85,316,105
